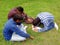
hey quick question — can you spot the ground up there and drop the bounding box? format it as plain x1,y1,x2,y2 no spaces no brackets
0,0,60,45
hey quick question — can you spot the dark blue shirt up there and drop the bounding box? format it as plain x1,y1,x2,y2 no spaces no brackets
3,19,30,41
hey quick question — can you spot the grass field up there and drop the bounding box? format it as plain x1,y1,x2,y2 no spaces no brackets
0,0,60,45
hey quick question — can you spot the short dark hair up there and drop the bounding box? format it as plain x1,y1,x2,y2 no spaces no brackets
16,6,24,12
13,14,23,21
32,17,41,26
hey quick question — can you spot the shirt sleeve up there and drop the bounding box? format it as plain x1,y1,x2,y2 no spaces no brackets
38,21,48,32
38,26,48,32
11,25,30,38
8,12,16,19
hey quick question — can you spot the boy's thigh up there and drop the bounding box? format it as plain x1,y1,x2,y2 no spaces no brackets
10,33,26,41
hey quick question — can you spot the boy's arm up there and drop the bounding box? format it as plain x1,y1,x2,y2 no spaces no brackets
11,25,34,39
11,25,30,38
32,25,47,32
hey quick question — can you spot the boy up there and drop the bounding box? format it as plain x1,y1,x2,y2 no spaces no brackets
3,14,34,41
32,12,58,32
8,6,33,24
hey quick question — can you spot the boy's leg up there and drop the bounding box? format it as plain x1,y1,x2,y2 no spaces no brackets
10,24,27,41
54,22,58,30
10,33,26,41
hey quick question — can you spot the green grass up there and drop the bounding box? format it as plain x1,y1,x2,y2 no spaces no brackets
0,0,60,45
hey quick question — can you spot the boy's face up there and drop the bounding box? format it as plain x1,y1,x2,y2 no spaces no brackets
16,20,22,25
27,18,33,23
25,18,34,24
16,20,20,22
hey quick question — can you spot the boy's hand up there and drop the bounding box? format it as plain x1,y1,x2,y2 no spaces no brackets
29,36,34,40
33,28,38,32
32,25,38,32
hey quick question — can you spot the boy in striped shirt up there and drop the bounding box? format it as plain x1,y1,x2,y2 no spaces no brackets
32,12,58,32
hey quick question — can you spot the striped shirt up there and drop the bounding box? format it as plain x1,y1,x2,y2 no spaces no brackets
37,12,54,32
